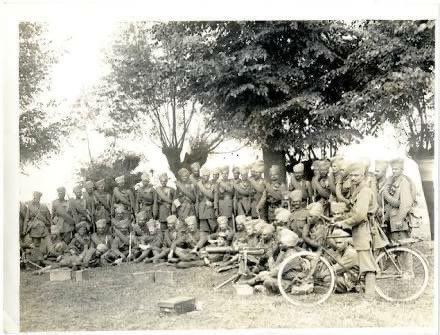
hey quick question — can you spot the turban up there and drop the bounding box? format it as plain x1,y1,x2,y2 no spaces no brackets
33,191,43,198
239,166,249,175
253,219,267,233
85,181,94,188
235,215,247,225
73,186,82,193
348,162,367,174
293,163,304,173
217,231,228,239
96,219,107,229
390,158,404,169
311,160,322,170
166,215,178,224
141,172,151,180
114,205,126,214
50,225,61,235
212,167,220,175
251,160,265,173
278,228,299,247
185,216,197,226
114,219,129,230
307,202,324,217
269,165,281,175
200,168,210,176
158,173,168,180
217,216,228,225
54,242,67,253
178,168,190,178
375,160,389,171
75,221,89,231
232,166,240,173
56,186,66,193
115,175,125,184
328,228,351,239
275,208,291,223
96,244,109,253
289,190,303,202
190,162,201,170
220,166,229,174
320,160,331,171
330,202,347,215
261,224,275,235
96,179,105,188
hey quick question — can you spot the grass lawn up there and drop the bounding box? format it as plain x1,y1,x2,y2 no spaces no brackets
20,241,435,332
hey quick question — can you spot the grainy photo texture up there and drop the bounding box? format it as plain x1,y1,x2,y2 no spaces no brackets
18,20,435,331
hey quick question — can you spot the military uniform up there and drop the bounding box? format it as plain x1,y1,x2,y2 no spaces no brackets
258,165,287,223
52,188,76,243
136,181,156,221
154,174,175,231
214,167,234,229
289,163,313,204
24,196,51,241
173,168,197,221
249,163,267,220
234,166,252,217
197,169,217,234
112,175,136,218
68,222,91,256
93,179,112,223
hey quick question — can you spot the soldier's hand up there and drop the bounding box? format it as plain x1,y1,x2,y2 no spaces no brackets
167,251,173,259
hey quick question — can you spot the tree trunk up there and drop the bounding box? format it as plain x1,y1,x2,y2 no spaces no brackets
262,146,287,183
162,145,210,179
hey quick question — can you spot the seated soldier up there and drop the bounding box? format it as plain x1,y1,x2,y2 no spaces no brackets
168,216,208,263
45,225,68,262
132,211,151,238
68,221,91,256
106,219,138,264
208,216,234,243
83,243,111,268
232,215,248,246
288,190,309,236
90,219,112,249
143,215,182,263
134,220,163,263
246,228,300,294
243,219,259,247
326,229,360,293
301,202,327,251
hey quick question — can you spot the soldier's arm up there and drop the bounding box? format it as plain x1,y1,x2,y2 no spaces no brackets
397,180,413,222
195,233,208,250
152,190,159,219
256,190,267,211
338,190,370,228
134,190,140,213
302,219,320,249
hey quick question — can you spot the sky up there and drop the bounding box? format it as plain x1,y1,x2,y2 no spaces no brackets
19,20,422,206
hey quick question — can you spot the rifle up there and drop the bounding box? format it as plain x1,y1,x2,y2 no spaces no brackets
212,246,265,291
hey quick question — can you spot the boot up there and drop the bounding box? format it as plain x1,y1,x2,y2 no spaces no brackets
364,272,376,301
400,252,414,279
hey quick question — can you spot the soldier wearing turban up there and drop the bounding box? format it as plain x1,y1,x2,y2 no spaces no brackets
94,179,111,224
233,166,253,217
249,161,267,221
289,163,313,204
51,186,75,244
173,168,197,222
23,191,51,248
135,172,156,222
154,172,175,232
214,166,235,230
112,175,136,220
257,165,287,223
197,168,218,236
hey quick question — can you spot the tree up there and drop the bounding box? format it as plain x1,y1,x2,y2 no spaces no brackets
19,22,70,167
91,22,223,177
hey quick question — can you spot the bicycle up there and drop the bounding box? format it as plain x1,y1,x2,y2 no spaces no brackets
277,215,429,306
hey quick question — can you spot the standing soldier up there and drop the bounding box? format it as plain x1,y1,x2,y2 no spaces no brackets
249,161,267,221
135,172,156,221
52,186,75,244
94,179,112,223
197,168,217,237
373,160,389,223
335,160,352,206
112,175,136,219
189,162,201,184
84,181,96,232
288,190,309,237
234,166,252,217
382,158,415,276
69,186,91,228
231,166,241,184
257,165,287,223
154,173,175,232
328,156,344,197
334,162,378,300
289,163,313,205
173,168,197,222
211,167,220,186
214,166,234,230
23,191,52,246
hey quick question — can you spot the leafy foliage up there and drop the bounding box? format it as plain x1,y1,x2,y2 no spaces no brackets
19,22,71,166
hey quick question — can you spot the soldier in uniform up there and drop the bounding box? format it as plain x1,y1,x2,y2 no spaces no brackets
249,161,267,221
373,160,389,224
112,175,136,219
173,168,197,222
189,162,201,184
289,163,313,205
70,185,91,228
208,216,234,243
23,191,51,246
83,181,96,232
288,190,309,237
108,218,138,263
231,215,248,248
144,215,181,263
328,156,344,197
197,168,217,236
211,167,220,185
90,219,112,250
93,179,112,224
68,221,91,256
51,186,75,244
257,165,287,223
335,160,352,207
154,173,175,232
234,166,252,217
214,166,235,230
231,166,241,184
333,162,378,300
135,172,156,222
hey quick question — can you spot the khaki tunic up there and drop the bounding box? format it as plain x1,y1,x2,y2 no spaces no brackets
154,186,175,222
24,202,51,238
136,185,156,220
214,180,234,218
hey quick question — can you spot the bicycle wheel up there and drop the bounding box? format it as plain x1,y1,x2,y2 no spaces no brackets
277,251,335,306
375,247,429,302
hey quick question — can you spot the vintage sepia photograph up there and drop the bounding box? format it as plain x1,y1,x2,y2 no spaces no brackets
3,3,437,333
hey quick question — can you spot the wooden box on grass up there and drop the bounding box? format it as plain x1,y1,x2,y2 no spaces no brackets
158,296,196,315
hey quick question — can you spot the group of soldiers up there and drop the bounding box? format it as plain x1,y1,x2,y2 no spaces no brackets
20,156,418,300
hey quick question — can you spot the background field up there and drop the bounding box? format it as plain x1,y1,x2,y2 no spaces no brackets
20,241,435,332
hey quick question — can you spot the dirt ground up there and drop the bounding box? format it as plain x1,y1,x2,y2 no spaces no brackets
20,241,435,332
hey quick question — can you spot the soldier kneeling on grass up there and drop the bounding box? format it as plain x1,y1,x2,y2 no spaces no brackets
134,219,164,263
245,228,300,294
